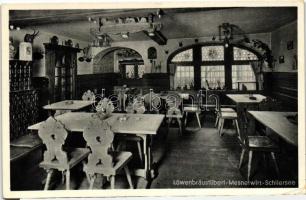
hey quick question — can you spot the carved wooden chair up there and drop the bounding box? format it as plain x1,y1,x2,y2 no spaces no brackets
38,117,90,190
143,89,161,114
165,92,183,135
238,116,280,181
83,114,134,189
82,90,96,101
95,98,115,114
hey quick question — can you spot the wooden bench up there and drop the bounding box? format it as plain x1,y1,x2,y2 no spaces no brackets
10,134,43,162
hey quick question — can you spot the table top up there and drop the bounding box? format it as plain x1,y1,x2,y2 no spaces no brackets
248,111,298,146
227,94,266,104
28,112,165,135
43,100,94,110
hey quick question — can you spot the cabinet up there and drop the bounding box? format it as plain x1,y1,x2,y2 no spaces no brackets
44,43,80,103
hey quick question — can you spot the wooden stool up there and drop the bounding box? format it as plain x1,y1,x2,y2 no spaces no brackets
218,111,239,136
183,106,201,128
166,108,183,136
83,114,134,189
38,117,90,190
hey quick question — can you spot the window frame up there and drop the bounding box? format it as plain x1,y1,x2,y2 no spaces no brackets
168,43,260,91
119,60,145,79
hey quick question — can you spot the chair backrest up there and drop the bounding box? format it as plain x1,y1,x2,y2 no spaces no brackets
126,96,146,114
165,92,182,110
143,89,161,112
38,116,68,165
82,90,96,101
83,114,115,175
96,98,115,114
207,94,220,111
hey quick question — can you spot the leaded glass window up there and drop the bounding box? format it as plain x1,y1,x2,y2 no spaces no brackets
201,65,225,89
232,64,256,90
138,65,145,78
174,66,194,90
172,49,193,62
126,65,135,79
233,47,258,60
202,46,224,61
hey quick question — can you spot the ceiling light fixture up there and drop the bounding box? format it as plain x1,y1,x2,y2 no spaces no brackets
218,23,250,48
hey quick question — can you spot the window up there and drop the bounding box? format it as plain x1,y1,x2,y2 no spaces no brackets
202,46,224,61
138,65,145,78
126,65,135,79
201,66,225,89
232,47,258,90
174,66,194,90
172,49,193,62
169,45,259,91
232,65,256,90
122,63,145,79
233,47,258,60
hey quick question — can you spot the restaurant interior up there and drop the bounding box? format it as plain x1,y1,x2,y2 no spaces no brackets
9,7,298,190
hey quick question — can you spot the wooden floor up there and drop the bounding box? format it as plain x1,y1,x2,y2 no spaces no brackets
150,114,298,188
10,113,298,190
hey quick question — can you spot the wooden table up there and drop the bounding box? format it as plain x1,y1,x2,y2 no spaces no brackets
43,100,94,112
226,94,266,104
248,111,297,146
28,112,165,180
226,94,266,134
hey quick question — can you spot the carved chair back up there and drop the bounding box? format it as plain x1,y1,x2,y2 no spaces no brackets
82,90,96,101
83,114,115,175
96,98,115,114
38,116,68,166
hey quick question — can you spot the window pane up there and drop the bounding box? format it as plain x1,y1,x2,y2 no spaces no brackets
232,64,256,90
172,49,193,62
126,65,134,79
202,46,224,61
174,66,194,90
138,65,145,78
233,47,258,60
201,65,225,89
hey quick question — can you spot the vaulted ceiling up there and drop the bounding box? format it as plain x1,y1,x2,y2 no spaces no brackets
10,7,297,43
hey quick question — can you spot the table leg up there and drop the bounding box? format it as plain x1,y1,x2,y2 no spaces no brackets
134,135,149,180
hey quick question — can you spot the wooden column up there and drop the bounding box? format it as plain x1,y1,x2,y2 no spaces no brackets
224,45,233,90
193,46,202,90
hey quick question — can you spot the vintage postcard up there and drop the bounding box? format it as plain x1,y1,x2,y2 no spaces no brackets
1,0,305,198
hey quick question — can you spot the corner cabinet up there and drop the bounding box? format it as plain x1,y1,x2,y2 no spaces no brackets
44,43,81,103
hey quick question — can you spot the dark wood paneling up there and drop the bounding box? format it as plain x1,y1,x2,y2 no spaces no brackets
118,73,170,92
76,73,120,98
263,72,297,111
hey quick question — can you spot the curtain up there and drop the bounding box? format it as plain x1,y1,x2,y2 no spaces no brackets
250,60,264,90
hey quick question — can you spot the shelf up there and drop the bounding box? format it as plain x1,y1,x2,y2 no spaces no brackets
44,43,81,53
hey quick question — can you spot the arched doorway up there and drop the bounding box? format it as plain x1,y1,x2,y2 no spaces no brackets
93,47,145,79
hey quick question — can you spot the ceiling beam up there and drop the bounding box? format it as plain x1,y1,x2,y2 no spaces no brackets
144,30,167,45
